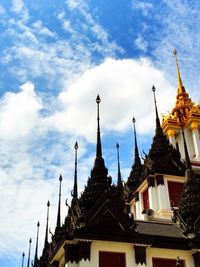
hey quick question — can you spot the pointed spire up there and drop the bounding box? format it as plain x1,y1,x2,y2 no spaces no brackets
132,117,140,163
44,201,50,247
152,85,162,133
127,117,142,189
21,252,25,267
96,94,102,157
116,143,123,187
34,222,40,265
27,238,32,267
56,175,62,228
93,94,106,171
173,49,186,95
72,141,78,198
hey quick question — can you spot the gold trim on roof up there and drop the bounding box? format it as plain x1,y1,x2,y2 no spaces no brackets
162,50,200,131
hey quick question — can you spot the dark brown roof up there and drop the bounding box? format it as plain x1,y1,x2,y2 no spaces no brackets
135,220,185,239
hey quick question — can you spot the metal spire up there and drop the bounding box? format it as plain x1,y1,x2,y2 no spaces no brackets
34,222,40,265
132,117,140,161
44,201,50,247
116,143,122,187
152,85,162,133
27,238,32,267
56,175,62,228
72,142,78,198
173,49,186,95
96,94,102,157
21,252,25,267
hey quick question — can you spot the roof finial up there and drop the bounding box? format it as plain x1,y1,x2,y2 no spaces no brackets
96,94,102,157
56,175,62,228
173,49,185,95
34,222,40,265
27,238,32,267
132,117,140,161
178,111,191,170
44,201,50,247
127,117,142,189
116,143,123,188
72,141,78,198
21,252,25,267
152,85,162,133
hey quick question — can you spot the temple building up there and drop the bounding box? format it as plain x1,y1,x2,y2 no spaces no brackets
24,51,200,267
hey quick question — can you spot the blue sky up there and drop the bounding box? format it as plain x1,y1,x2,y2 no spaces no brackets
0,0,200,266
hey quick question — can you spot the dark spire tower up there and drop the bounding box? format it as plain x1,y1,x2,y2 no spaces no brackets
56,175,62,228
152,85,162,133
34,222,40,265
27,238,32,267
132,117,141,167
21,252,25,267
79,95,110,212
127,117,142,189
72,141,78,199
92,94,107,171
96,94,102,157
44,201,50,247
116,143,123,188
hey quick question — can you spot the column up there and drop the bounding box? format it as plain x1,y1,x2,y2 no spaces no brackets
147,176,158,212
135,192,142,220
167,129,176,148
156,175,170,210
191,122,200,160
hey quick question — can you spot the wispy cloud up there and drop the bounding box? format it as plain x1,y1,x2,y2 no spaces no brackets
134,34,148,52
131,0,153,17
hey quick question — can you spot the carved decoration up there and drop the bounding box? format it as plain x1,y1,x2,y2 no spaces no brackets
156,175,164,186
147,176,155,187
134,245,147,265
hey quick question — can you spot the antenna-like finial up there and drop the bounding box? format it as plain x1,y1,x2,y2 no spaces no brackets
27,238,32,267
44,201,50,247
178,111,191,170
21,252,25,267
72,141,78,198
152,85,162,133
96,94,102,157
132,117,140,159
173,49,185,95
116,143,122,187
34,222,40,265
127,116,142,189
56,175,62,228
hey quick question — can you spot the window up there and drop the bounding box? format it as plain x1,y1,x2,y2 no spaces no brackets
143,188,149,210
99,251,126,267
168,181,183,207
152,257,185,267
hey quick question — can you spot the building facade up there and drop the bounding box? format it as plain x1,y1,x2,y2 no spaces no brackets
28,53,200,267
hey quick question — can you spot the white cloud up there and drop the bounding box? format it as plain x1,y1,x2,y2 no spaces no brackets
0,82,42,140
32,20,56,37
46,58,175,141
11,0,29,21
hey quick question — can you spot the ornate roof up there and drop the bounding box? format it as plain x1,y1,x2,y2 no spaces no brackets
143,86,185,176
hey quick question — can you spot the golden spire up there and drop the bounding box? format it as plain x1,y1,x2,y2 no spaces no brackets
173,49,186,95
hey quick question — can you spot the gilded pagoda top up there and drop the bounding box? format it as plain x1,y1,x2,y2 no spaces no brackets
162,50,200,132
